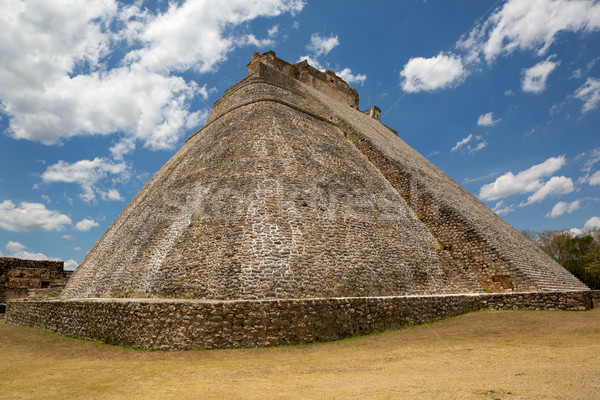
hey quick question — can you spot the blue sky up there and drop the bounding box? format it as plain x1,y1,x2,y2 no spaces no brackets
0,0,599,269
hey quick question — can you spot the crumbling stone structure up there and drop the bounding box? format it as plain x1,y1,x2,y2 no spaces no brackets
0,257,71,313
7,51,590,348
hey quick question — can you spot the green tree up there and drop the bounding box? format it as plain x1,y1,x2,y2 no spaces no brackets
522,228,600,289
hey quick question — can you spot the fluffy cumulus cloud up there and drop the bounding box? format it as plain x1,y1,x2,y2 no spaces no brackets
0,201,72,232
4,241,52,260
2,241,78,267
521,57,559,93
574,77,600,113
75,218,99,232
41,158,129,202
451,134,487,154
587,171,600,185
547,200,581,218
128,0,304,73
0,0,305,154
584,216,600,231
400,53,466,93
571,216,600,235
306,33,339,57
477,112,500,127
64,259,79,271
521,175,574,205
458,0,600,63
479,156,566,201
337,68,367,85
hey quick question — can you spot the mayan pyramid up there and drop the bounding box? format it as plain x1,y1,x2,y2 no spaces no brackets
62,51,587,301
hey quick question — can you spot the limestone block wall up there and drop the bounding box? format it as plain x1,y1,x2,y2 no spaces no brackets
6,291,592,350
0,257,70,312
246,51,359,109
592,290,600,308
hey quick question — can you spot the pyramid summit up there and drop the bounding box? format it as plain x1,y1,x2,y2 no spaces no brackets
7,51,591,349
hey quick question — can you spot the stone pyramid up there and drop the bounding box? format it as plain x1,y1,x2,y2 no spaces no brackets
62,51,586,301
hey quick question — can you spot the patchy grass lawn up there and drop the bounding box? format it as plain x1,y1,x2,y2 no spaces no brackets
1,309,599,400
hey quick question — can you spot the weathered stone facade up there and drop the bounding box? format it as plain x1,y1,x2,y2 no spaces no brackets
6,291,592,350
62,51,586,301
0,257,71,313
7,51,590,349
592,290,600,308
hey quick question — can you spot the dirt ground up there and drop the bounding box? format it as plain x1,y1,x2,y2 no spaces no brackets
1,309,599,399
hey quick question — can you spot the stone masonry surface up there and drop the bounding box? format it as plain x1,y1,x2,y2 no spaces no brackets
6,291,592,350
0,257,70,313
62,51,587,301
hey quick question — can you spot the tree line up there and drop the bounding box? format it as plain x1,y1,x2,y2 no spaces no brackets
522,229,600,290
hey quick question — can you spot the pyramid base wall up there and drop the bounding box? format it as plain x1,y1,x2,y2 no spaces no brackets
6,291,592,350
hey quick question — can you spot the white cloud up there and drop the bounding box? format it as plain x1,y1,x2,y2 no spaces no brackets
3,241,74,265
6,241,26,254
400,53,466,93
64,259,79,271
584,216,600,231
451,134,486,154
477,112,500,126
101,189,124,201
547,200,581,218
336,68,366,85
41,158,129,202
521,57,559,93
571,68,583,79
451,134,473,152
479,156,566,201
577,148,600,172
570,227,583,236
4,241,51,261
240,34,275,48
471,141,488,153
588,171,600,185
458,0,600,63
571,216,600,235
0,201,71,232
75,218,99,232
522,176,574,205
0,0,304,151
574,77,600,113
268,25,279,37
127,0,304,73
306,33,339,57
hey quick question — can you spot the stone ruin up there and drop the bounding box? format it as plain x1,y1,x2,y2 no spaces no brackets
0,257,71,314
6,51,592,349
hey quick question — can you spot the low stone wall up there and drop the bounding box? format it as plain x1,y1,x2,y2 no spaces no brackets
6,291,591,350
592,290,600,308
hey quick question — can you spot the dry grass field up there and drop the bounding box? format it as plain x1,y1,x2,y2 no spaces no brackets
1,309,599,400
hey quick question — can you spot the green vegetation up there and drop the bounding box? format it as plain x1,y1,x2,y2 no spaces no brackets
1,310,599,399
523,228,600,289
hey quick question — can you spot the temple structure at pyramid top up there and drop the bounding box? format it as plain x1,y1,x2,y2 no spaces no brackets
8,51,590,350
61,51,586,300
